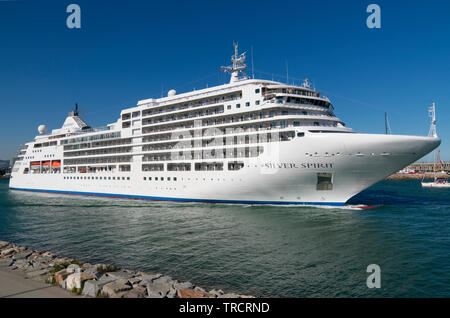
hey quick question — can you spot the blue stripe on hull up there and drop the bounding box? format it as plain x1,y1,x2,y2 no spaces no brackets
9,187,345,206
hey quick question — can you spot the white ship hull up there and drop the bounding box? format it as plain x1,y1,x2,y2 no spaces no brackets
10,133,440,205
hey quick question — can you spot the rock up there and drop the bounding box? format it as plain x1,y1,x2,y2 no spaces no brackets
81,263,92,270
13,259,30,270
177,288,209,298
55,269,71,287
146,275,175,297
138,273,163,287
66,272,96,291
217,293,241,298
41,251,55,259
65,274,80,290
194,286,207,293
146,288,163,298
102,281,132,298
82,277,116,297
208,289,223,298
127,276,142,286
174,281,194,290
167,287,177,298
105,270,134,281
0,241,9,249
81,263,102,279
51,257,72,266
1,247,17,257
28,252,43,263
98,274,114,282
96,264,118,274
13,250,33,260
29,262,49,271
122,286,147,298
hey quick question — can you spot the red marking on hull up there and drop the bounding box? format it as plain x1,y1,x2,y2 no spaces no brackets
359,205,378,210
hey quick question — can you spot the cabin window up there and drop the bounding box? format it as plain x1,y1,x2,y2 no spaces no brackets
122,121,131,128
228,161,244,171
245,102,250,107
236,104,241,108
297,132,305,137
317,173,333,190
255,89,260,94
255,100,260,105
227,105,231,110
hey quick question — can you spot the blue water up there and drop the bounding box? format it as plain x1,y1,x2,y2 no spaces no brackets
0,179,448,297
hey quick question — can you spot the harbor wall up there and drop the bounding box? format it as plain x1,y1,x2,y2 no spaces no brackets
0,240,253,298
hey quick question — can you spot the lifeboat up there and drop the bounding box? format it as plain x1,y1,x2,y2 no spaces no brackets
42,161,51,166
30,161,41,166
51,160,61,167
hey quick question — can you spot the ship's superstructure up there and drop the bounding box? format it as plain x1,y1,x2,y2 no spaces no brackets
9,45,441,205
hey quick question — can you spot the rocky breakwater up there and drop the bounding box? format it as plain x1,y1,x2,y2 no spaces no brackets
0,240,254,298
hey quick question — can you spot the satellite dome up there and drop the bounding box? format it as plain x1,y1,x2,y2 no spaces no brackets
168,89,177,97
38,125,48,135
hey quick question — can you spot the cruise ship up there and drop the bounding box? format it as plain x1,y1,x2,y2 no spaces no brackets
9,45,441,206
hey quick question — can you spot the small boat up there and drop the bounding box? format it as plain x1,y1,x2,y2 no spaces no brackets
421,177,450,188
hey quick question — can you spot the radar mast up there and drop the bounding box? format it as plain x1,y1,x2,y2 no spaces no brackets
221,43,248,83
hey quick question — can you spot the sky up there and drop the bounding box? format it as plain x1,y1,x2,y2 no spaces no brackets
0,0,449,161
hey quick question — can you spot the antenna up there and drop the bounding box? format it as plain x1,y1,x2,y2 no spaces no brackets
220,42,248,83
428,101,437,138
302,78,311,89
251,45,255,79
285,60,289,84
385,112,392,134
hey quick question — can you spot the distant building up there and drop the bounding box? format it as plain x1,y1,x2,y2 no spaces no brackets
407,162,450,173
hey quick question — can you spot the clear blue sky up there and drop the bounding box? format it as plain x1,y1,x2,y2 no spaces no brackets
0,0,449,161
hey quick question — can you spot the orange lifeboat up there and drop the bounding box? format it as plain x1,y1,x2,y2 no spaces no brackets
51,160,61,167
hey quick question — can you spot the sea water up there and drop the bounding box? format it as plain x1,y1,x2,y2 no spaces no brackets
0,179,448,297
